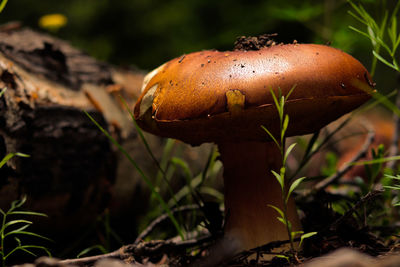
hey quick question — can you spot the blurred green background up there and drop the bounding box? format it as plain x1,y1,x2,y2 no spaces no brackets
0,0,397,91
1,0,397,92
0,0,399,261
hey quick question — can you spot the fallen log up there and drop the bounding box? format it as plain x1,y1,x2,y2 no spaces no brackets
0,27,215,261
0,26,143,249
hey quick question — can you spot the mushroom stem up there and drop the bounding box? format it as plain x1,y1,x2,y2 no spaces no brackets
218,141,301,255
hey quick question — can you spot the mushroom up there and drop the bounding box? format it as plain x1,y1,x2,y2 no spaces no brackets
133,43,373,264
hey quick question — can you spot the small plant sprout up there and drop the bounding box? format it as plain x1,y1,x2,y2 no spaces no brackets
0,196,51,267
0,0,7,14
262,88,317,254
85,111,185,240
0,87,6,98
383,174,400,206
364,144,385,191
133,41,372,266
0,87,50,265
349,0,400,74
0,152,30,169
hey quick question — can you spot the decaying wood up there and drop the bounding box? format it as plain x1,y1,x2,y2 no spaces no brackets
0,27,113,90
0,27,145,242
0,27,215,259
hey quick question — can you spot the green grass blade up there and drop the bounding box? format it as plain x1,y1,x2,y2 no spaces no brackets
10,195,29,210
271,170,284,191
393,36,400,56
281,114,289,142
279,95,285,121
388,16,397,48
84,111,184,240
352,155,400,166
349,26,372,40
286,84,296,100
361,5,379,31
199,187,224,201
77,245,107,258
1,220,32,235
6,246,37,259
393,0,400,18
375,36,393,55
0,87,6,97
291,230,304,243
351,80,400,117
267,204,285,219
201,146,219,183
170,157,196,201
5,245,51,260
0,153,30,169
0,154,14,169
8,211,47,217
367,26,377,46
286,177,306,203
3,224,30,237
277,217,287,226
299,231,317,247
261,125,280,148
379,10,389,37
11,231,52,242
120,97,164,173
383,185,400,190
0,0,7,13
302,131,320,160
291,115,352,180
284,143,296,166
271,90,280,114
170,157,193,179
168,151,222,207
168,175,201,207
384,174,400,180
393,58,400,71
347,4,368,25
119,97,181,208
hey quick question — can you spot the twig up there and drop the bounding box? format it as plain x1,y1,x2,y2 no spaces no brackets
128,235,213,257
234,237,300,261
60,249,123,266
387,89,400,170
313,127,375,192
134,204,199,244
60,235,214,266
290,116,352,180
327,189,383,231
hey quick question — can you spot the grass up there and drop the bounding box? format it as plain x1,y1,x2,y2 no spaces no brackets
78,2,400,261
84,110,185,240
0,66,51,265
84,98,223,244
349,0,400,75
0,154,51,267
0,0,7,14
4,0,400,264
262,88,317,258
0,196,51,267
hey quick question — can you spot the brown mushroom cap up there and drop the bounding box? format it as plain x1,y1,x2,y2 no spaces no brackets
134,44,373,145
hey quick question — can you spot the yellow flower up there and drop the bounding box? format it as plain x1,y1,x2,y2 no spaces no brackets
38,14,68,31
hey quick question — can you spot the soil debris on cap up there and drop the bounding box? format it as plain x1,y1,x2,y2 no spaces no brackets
234,33,278,51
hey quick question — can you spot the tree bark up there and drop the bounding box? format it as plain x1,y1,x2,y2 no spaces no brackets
0,27,144,245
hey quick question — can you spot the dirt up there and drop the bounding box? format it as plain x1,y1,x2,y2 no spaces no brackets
30,188,395,267
234,34,278,51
